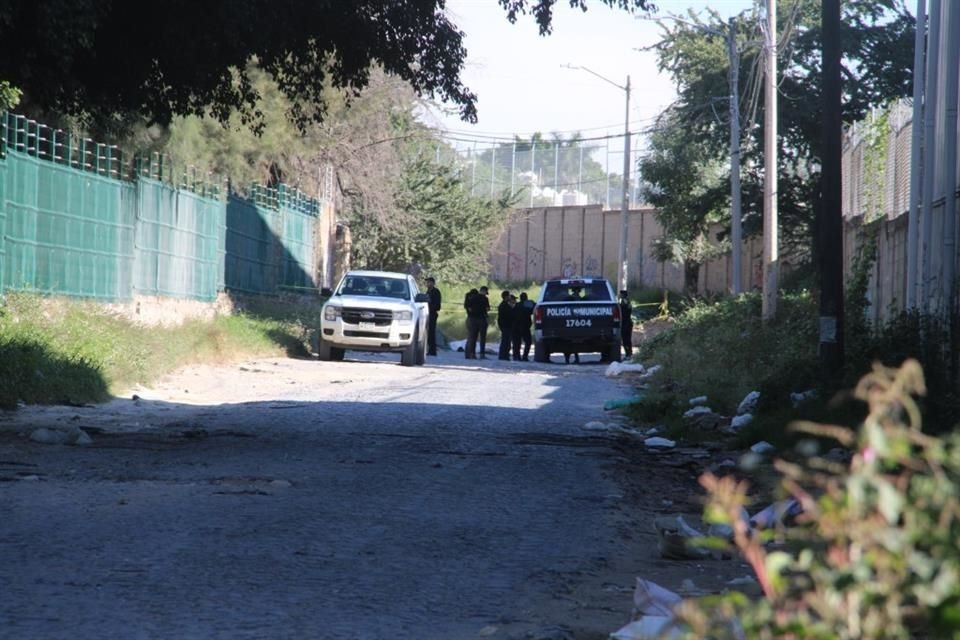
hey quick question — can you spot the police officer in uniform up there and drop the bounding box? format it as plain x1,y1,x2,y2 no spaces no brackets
425,277,441,356
512,292,534,361
497,291,514,360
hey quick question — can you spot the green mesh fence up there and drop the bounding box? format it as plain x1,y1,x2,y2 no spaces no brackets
134,180,223,301
2,149,135,299
0,155,6,290
0,112,322,302
224,185,318,295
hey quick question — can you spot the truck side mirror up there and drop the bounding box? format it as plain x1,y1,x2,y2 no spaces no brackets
320,287,333,297
414,293,429,303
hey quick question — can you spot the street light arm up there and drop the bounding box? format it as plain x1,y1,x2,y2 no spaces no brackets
560,63,628,93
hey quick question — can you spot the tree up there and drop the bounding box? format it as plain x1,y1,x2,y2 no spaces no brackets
648,0,915,260
640,108,728,294
351,154,515,281
0,0,653,132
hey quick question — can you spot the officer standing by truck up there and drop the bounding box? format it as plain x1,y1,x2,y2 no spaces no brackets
476,286,491,358
497,291,514,360
425,277,441,356
511,292,534,361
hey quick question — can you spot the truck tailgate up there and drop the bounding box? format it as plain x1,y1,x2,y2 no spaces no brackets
537,302,618,338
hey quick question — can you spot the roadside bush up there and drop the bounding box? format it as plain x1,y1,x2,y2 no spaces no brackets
676,360,960,639
0,293,313,406
635,291,818,417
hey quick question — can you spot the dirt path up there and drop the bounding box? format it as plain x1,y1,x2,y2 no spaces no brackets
0,350,750,639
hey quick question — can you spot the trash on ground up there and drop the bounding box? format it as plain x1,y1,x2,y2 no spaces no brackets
706,506,750,542
654,515,712,559
750,498,802,529
729,413,754,431
687,395,708,406
448,339,467,352
638,364,662,380
603,395,645,411
610,617,682,640
750,440,775,454
29,426,92,446
644,436,676,449
605,361,646,377
682,405,712,418
708,458,738,474
790,388,818,407
686,410,725,431
737,390,760,415
583,421,609,431
632,577,682,617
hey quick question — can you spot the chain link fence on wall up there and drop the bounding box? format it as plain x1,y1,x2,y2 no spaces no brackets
0,111,324,303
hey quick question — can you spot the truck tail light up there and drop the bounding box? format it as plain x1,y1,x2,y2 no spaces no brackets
612,304,621,323
534,305,543,325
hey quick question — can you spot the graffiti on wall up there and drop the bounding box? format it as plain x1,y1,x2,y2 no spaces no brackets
507,251,523,278
528,246,544,270
584,255,599,275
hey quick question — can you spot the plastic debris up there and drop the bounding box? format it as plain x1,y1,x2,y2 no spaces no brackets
448,339,467,352
644,436,676,449
610,617,681,640
707,506,751,542
583,421,608,431
654,515,711,559
790,388,819,407
687,395,708,406
737,390,760,415
605,361,646,377
682,405,712,419
750,440,775,454
729,413,754,431
633,578,682,616
638,364,662,380
603,395,645,411
29,426,92,446
750,498,802,529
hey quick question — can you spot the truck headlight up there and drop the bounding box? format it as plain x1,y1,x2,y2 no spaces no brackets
324,305,341,321
394,310,413,322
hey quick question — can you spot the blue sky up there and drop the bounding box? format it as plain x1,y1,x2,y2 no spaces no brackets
427,0,757,141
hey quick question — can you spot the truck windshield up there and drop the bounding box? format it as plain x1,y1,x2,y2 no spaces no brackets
542,280,612,302
338,276,410,300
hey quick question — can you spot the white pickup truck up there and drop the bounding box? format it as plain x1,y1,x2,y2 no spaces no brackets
319,270,429,366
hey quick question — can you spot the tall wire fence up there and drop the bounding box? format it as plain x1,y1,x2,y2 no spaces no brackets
426,131,643,209
0,111,324,302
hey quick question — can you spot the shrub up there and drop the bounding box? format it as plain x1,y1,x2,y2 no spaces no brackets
676,360,960,639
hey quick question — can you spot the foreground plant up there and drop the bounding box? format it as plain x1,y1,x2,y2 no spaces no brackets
676,359,960,639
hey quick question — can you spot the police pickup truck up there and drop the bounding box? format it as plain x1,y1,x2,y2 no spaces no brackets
533,277,622,363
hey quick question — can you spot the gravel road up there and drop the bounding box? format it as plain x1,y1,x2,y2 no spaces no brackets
0,349,741,640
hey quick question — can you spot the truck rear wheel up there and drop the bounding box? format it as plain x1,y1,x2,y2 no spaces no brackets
604,341,622,363
534,340,550,363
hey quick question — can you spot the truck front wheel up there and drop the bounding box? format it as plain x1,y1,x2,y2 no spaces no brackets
401,329,419,367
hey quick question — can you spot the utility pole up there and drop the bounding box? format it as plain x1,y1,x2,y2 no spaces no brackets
819,0,844,375
620,74,632,292
728,18,743,294
906,0,927,309
561,64,632,290
762,0,779,321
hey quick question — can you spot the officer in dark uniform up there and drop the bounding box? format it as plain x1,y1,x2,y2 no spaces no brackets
476,286,491,358
425,277,441,356
497,290,514,360
464,288,483,359
619,289,634,358
511,292,534,361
